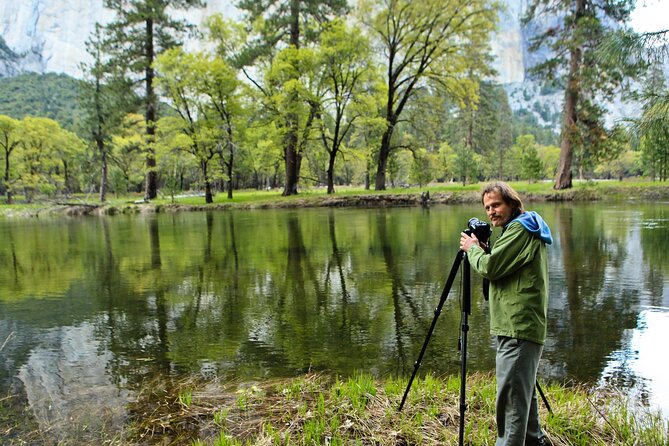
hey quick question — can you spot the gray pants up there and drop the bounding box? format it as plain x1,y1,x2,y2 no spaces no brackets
495,336,544,446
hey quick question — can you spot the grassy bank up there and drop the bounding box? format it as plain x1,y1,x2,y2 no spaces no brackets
130,373,668,446
5,372,665,445
2,180,669,218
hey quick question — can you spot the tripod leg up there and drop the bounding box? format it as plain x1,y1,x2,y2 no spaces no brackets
536,379,552,414
398,250,465,412
458,256,471,446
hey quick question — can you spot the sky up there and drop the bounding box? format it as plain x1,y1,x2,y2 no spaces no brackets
629,0,669,33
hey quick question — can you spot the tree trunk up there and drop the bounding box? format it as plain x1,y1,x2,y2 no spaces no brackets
375,125,394,190
4,148,11,204
282,0,301,197
327,151,336,194
282,117,299,196
202,160,213,204
554,0,584,190
226,156,234,200
144,17,158,200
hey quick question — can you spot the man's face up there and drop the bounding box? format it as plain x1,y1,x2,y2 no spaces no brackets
483,190,513,228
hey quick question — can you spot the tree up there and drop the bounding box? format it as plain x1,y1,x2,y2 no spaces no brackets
79,24,137,202
0,115,20,203
237,0,349,196
155,49,221,203
476,82,514,180
514,134,544,182
409,148,437,187
453,143,480,185
360,0,498,190
102,0,204,200
109,114,148,195
317,19,375,194
13,117,84,201
523,0,635,189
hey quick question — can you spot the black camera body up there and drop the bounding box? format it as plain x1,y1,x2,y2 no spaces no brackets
464,218,492,247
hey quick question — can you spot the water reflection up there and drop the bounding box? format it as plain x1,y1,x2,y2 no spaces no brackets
600,307,669,418
1,202,669,438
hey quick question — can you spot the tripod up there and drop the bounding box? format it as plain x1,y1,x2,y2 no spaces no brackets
398,249,472,446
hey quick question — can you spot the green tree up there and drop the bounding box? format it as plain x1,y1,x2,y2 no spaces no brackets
514,134,544,182
237,0,349,196
595,149,640,180
477,82,514,180
79,24,138,202
538,144,561,179
109,114,147,195
523,0,635,189
0,115,20,203
102,0,204,200
154,49,221,203
359,0,498,190
409,148,437,187
13,117,84,201
317,19,375,194
453,143,480,185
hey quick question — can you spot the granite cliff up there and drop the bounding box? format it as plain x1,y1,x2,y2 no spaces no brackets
0,0,628,128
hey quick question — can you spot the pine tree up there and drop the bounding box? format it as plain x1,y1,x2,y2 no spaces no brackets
79,24,137,202
523,0,636,189
102,0,204,200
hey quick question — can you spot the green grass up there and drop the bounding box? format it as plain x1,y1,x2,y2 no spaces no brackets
3,371,667,445
117,372,668,446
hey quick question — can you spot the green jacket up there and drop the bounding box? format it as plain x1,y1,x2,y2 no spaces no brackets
466,221,549,344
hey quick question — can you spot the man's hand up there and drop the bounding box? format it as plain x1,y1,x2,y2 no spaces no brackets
460,232,480,252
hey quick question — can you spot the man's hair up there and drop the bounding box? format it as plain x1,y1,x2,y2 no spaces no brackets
481,182,525,213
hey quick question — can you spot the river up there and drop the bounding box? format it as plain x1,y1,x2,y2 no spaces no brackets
1,202,668,439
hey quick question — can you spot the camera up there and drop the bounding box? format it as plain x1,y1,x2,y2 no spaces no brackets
464,217,492,247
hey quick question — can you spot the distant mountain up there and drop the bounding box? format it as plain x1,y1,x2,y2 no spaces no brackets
0,73,82,130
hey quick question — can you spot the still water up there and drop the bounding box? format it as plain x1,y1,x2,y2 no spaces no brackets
1,202,668,436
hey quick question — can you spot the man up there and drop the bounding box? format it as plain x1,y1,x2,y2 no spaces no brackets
459,181,552,446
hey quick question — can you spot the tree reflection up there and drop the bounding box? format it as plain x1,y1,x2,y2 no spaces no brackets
552,206,640,381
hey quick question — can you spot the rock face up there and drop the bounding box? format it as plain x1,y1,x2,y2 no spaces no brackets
0,1,110,77
1,0,528,81
0,0,236,77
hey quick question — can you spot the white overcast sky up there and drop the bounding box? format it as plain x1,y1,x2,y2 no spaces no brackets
630,0,669,33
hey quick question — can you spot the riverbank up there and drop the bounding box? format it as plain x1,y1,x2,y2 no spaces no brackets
3,372,666,445
2,181,669,218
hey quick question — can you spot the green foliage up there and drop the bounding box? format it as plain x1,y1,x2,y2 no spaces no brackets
409,148,438,187
8,116,86,201
514,134,544,182
538,144,561,179
453,143,481,185
360,0,499,189
0,73,82,130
